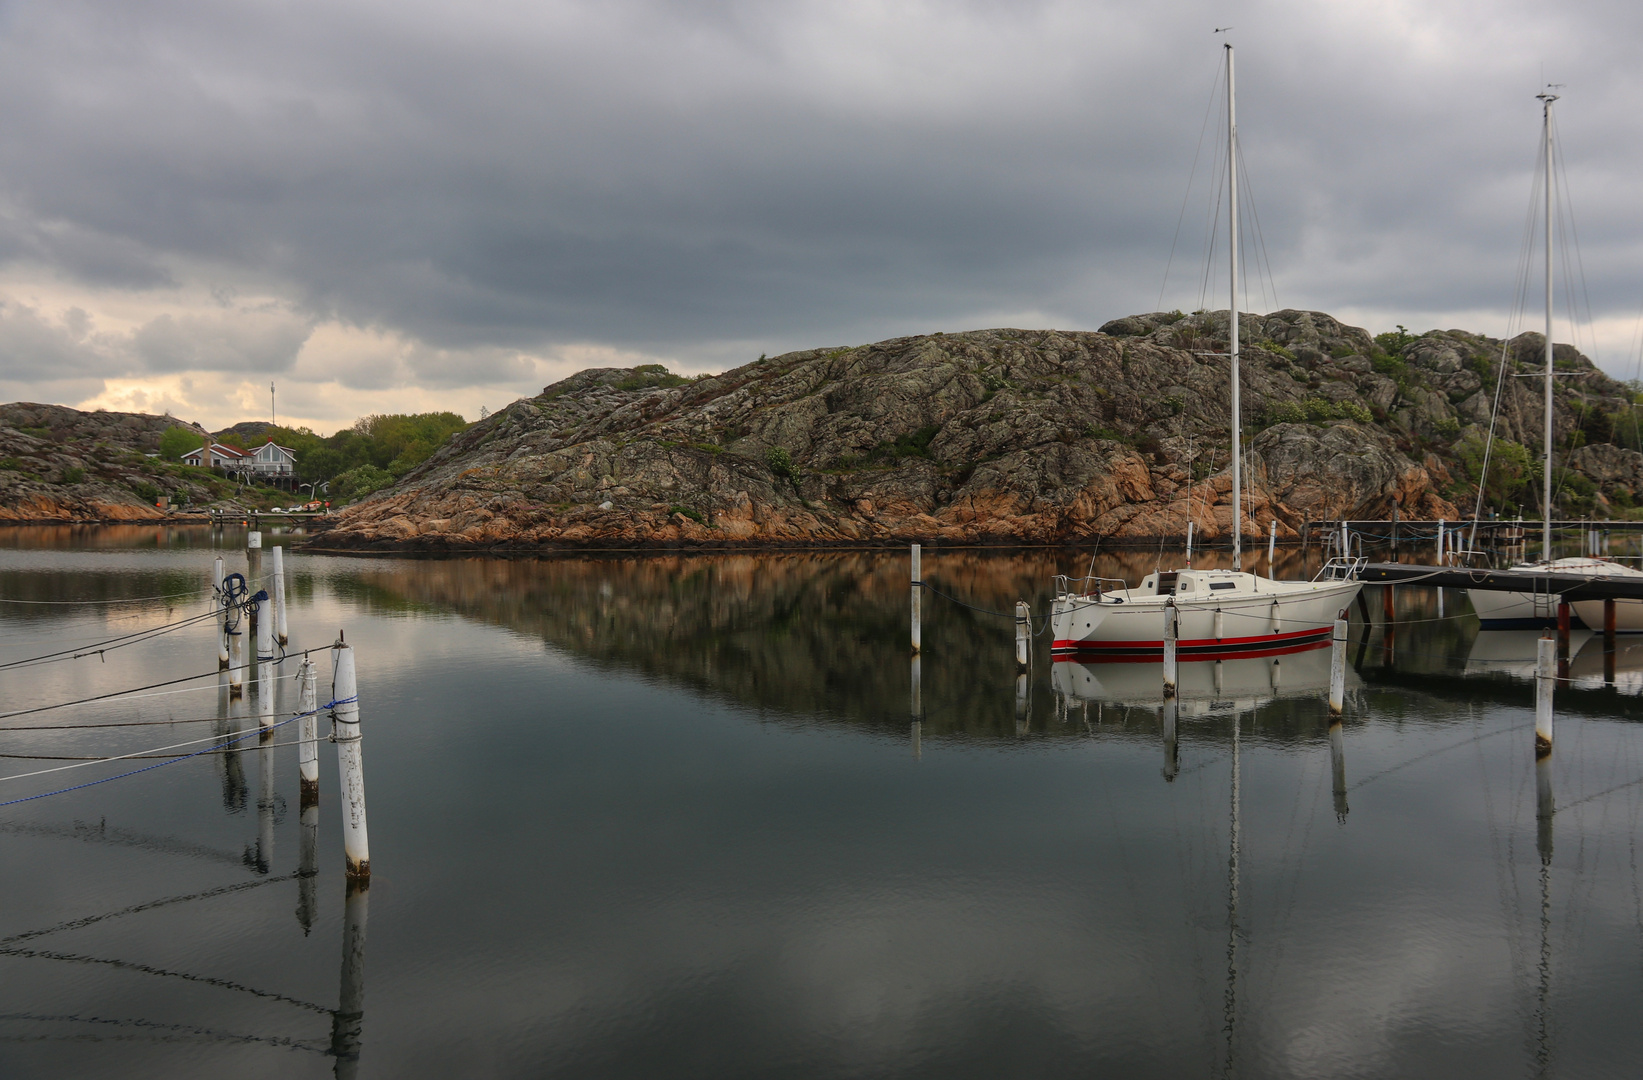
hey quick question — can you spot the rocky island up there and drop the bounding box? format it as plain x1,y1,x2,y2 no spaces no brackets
6,308,1642,547
315,309,1643,550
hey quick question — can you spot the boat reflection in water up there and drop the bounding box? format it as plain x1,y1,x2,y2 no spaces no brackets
1051,642,1356,713
1569,635,1643,691
1465,630,1589,679
1052,645,1361,804
1467,627,1643,693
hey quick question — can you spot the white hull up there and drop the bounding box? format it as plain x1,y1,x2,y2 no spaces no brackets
1051,568,1362,660
1465,557,1643,630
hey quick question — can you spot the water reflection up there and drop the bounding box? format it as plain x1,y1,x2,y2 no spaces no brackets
1329,717,1348,821
345,549,1382,740
9,529,1643,1076
331,884,369,1080
1051,647,1357,715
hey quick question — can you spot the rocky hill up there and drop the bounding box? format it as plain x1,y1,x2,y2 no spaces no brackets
318,309,1643,551
0,403,259,521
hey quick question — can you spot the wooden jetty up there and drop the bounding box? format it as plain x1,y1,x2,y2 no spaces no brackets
1357,563,1643,602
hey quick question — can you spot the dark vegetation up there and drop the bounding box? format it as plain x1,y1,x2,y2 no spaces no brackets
158,411,470,501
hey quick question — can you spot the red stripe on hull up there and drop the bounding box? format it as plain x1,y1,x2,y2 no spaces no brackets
1051,626,1331,662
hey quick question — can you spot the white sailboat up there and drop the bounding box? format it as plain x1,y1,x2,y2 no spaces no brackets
1465,91,1643,631
1050,42,1362,659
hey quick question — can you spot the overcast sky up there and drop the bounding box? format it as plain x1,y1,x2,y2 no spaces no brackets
0,0,1638,432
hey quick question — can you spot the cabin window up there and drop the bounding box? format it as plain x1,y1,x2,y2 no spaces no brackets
1209,581,1236,591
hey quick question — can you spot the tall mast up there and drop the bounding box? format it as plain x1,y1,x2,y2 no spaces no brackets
1539,90,1557,562
1227,43,1243,571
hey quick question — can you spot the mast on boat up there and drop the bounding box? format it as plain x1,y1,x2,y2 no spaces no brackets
1227,43,1243,571
1538,89,1557,563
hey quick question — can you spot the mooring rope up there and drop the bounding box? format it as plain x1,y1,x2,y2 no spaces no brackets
0,590,203,606
0,698,352,807
916,581,1053,628
0,670,236,722
0,608,228,672
0,734,327,761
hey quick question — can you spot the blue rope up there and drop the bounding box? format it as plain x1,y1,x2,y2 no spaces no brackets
0,697,355,809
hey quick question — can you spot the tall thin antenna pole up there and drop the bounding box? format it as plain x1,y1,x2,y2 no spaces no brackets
1539,90,1557,563
271,381,277,428
1227,43,1243,571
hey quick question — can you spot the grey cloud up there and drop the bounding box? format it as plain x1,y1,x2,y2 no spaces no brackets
1,0,1642,399
131,308,314,373
0,298,117,380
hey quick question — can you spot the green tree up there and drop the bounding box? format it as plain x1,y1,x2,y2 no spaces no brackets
331,464,396,501
158,426,204,460
1456,431,1534,508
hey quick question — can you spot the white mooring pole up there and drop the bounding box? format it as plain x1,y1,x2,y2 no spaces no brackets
1535,633,1555,758
1014,601,1030,670
1162,599,1178,698
272,544,289,646
212,556,228,668
255,592,275,738
332,636,370,881
228,624,244,698
297,655,320,933
1268,520,1277,579
247,529,262,588
1436,517,1447,617
910,544,922,655
1329,608,1348,716
298,656,320,806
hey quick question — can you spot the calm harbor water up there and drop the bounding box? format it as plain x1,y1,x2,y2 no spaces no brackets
2,526,1642,1078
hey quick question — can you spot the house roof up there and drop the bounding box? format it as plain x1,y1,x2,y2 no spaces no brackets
185,442,249,459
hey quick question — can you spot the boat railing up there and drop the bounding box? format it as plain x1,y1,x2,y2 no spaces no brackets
1314,556,1366,582
1054,574,1132,600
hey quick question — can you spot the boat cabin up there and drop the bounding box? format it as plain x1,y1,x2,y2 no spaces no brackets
1137,569,1260,598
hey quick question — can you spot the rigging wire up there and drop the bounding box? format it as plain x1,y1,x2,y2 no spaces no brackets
1234,143,1280,314
1195,65,1230,315
1158,62,1229,311
1545,111,1599,518
1472,122,1552,535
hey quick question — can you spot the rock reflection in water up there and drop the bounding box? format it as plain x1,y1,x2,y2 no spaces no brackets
347,547,1334,741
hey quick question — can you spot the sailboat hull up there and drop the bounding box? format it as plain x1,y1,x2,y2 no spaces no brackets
1050,571,1361,661
1465,557,1643,630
